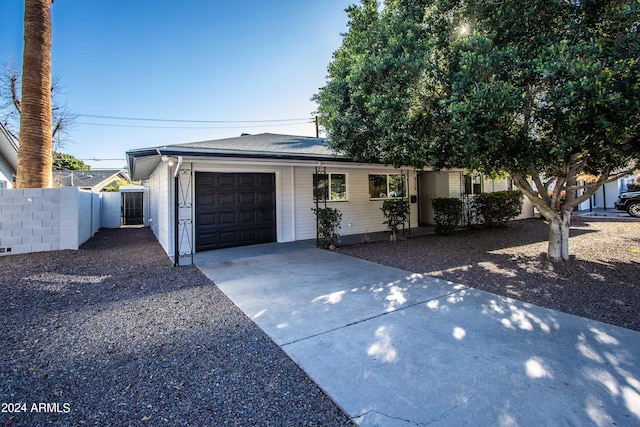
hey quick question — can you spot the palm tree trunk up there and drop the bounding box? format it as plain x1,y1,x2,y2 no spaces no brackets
17,0,53,188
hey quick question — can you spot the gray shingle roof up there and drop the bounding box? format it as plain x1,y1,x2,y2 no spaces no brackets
169,133,337,157
126,133,349,181
53,169,128,190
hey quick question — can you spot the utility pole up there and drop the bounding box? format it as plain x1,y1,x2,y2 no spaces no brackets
315,116,319,138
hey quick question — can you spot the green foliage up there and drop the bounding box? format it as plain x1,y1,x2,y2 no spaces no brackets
103,178,131,192
470,190,524,227
53,152,89,171
432,198,463,235
316,0,640,259
311,207,342,249
316,0,639,175
381,199,410,240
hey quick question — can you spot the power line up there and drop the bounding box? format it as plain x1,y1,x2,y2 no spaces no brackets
76,114,312,124
76,121,314,130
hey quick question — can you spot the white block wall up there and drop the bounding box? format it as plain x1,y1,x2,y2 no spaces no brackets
101,192,122,228
0,187,101,256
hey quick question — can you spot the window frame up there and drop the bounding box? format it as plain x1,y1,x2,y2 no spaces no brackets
368,173,407,200
464,174,483,195
313,172,349,202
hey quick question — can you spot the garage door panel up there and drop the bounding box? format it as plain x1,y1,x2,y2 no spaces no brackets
239,192,256,204
219,212,237,225
198,194,214,206
219,193,236,206
219,231,238,244
196,172,276,251
239,211,256,223
257,192,274,203
219,175,236,187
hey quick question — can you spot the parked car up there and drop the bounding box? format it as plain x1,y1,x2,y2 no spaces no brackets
614,191,640,217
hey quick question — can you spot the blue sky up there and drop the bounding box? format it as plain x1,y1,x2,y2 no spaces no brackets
1,1,353,169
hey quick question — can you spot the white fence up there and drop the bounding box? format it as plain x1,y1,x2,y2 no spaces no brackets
0,187,138,256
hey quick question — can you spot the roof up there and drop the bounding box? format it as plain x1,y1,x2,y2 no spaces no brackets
53,169,129,191
0,123,19,173
126,133,349,181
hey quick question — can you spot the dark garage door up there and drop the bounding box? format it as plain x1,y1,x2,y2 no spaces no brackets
195,172,276,251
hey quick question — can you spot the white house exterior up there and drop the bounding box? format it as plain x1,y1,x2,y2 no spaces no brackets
0,124,18,189
127,133,518,265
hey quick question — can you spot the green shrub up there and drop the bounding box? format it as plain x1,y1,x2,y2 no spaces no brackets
381,199,410,241
432,198,463,234
470,190,523,227
311,207,342,249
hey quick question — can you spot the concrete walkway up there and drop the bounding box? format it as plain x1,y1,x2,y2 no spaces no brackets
195,242,640,427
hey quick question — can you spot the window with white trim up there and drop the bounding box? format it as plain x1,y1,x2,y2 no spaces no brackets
368,174,406,199
463,174,482,195
313,173,348,201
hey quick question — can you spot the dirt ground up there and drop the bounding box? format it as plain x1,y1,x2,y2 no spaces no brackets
338,218,640,331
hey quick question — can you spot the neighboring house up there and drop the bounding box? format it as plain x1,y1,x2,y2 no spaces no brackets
0,123,18,189
576,172,639,211
127,133,525,264
53,169,130,192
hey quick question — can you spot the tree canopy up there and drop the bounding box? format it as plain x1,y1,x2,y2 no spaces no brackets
315,0,640,260
52,152,89,171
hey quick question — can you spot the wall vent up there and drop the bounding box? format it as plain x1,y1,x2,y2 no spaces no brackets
0,247,11,254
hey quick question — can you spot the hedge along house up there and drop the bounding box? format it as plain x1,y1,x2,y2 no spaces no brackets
126,133,520,265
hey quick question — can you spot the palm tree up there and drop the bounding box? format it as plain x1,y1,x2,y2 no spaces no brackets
16,0,54,188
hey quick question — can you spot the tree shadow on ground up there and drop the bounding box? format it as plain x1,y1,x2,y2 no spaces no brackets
339,219,640,331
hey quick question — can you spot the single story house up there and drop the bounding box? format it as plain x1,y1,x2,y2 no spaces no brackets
52,169,130,192
0,123,18,189
127,133,525,265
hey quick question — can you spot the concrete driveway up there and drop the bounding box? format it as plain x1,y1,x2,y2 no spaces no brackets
195,242,640,426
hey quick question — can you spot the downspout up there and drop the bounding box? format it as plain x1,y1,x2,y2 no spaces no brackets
173,156,183,267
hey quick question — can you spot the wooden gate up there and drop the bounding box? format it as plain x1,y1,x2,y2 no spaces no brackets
122,192,144,225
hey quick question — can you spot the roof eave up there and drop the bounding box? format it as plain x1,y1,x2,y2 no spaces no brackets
126,147,355,181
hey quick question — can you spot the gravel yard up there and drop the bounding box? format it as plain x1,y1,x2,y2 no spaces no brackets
339,217,640,332
0,228,352,427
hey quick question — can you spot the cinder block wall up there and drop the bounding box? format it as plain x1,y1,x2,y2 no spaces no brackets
0,187,101,256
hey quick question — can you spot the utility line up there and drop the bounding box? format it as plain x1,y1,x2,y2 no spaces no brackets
76,113,312,123
76,121,314,130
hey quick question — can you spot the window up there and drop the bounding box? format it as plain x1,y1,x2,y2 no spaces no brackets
368,174,406,199
464,174,482,195
313,173,347,201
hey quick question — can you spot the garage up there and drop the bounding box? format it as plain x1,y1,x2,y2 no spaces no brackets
195,172,276,251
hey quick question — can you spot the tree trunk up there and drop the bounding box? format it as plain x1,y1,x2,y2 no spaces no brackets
547,210,571,261
17,0,53,188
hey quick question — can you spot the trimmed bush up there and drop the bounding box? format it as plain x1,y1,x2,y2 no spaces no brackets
471,190,523,227
432,197,463,235
311,207,342,249
381,199,410,241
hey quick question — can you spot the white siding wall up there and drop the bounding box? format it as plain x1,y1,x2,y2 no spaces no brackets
146,164,172,257
0,157,14,189
144,156,540,260
294,165,419,240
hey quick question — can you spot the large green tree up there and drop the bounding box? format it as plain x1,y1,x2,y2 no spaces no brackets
315,0,640,261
